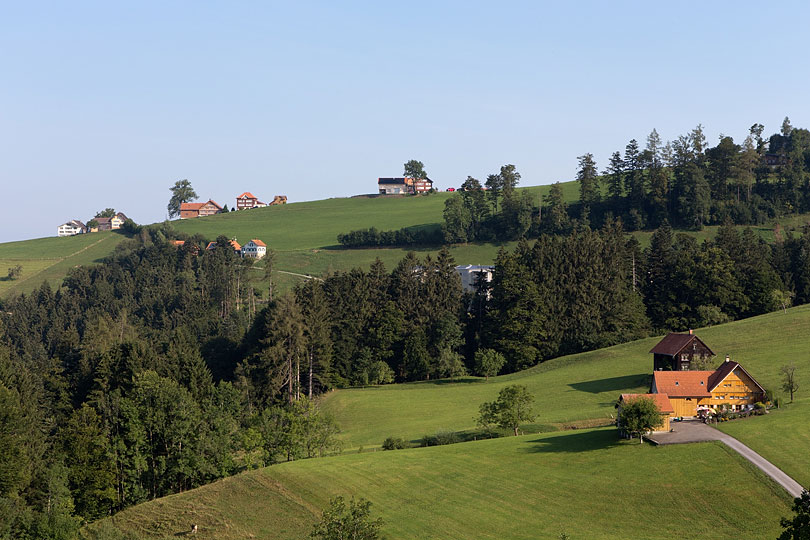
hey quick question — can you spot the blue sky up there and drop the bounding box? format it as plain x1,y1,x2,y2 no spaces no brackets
1,1,808,242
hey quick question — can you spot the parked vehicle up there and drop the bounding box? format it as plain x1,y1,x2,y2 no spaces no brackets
446,187,455,192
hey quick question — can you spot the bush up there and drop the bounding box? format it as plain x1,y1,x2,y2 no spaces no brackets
420,430,460,447
381,437,408,450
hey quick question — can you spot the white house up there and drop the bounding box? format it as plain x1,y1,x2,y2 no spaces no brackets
57,220,87,237
242,239,267,259
455,265,494,293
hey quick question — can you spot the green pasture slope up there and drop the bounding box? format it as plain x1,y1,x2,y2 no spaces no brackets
322,303,810,450
87,428,789,540
0,232,126,298
85,308,810,540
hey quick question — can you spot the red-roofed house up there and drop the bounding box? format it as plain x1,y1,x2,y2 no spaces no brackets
180,200,223,219
650,359,766,417
650,331,714,371
242,239,267,259
617,393,675,433
236,192,267,210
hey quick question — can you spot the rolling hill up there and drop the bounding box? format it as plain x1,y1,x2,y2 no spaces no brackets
4,181,804,299
83,305,810,540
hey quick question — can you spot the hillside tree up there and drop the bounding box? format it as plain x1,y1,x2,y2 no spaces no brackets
474,349,505,381
619,396,664,444
477,384,535,436
779,489,810,540
781,364,799,403
403,159,427,180
168,179,198,218
310,496,383,540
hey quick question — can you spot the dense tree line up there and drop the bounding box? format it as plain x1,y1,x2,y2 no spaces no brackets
337,225,442,248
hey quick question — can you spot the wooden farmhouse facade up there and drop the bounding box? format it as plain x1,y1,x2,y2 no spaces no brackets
180,200,223,219
650,360,766,417
650,331,714,371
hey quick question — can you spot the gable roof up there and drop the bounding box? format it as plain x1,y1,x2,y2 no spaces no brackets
237,192,257,199
200,199,222,210
249,239,266,247
708,360,766,394
181,202,205,211
649,333,715,357
652,371,713,398
620,393,675,414
378,177,408,185
95,217,112,224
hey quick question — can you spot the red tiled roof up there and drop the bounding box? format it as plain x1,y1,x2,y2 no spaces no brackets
250,239,266,247
620,393,675,414
237,192,257,199
652,371,713,397
181,202,205,211
202,199,222,210
171,240,185,246
649,333,714,356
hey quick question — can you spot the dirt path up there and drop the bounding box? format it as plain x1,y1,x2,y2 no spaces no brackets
275,269,323,281
648,420,803,498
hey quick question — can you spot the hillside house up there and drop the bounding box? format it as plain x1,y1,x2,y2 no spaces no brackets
242,239,267,259
617,393,675,433
205,239,241,253
650,331,714,371
57,220,87,237
95,212,128,231
455,265,494,293
378,177,434,195
236,192,267,210
180,200,223,219
650,359,766,417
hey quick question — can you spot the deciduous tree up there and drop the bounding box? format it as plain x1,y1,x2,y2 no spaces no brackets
167,179,198,218
477,384,535,436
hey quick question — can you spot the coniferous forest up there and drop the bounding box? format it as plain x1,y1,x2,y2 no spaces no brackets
4,119,810,537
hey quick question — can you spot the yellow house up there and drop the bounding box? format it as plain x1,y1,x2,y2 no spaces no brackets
651,359,766,418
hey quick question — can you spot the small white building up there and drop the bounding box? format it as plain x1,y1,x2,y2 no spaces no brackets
455,265,494,293
242,239,267,259
57,220,87,237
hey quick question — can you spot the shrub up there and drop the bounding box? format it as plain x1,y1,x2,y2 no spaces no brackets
381,437,408,451
420,430,460,447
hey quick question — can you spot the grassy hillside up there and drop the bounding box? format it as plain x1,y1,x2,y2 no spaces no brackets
86,428,790,540
322,303,810,450
0,232,126,298
2,181,808,298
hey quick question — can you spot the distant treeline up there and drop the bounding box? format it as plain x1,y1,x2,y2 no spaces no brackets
337,225,442,247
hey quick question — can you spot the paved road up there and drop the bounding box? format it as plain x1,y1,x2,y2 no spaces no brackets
648,420,803,498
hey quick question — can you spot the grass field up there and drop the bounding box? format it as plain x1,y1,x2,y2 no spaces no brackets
0,232,126,298
321,303,810,450
86,428,790,540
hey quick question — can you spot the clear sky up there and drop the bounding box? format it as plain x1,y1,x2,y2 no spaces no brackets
1,1,808,243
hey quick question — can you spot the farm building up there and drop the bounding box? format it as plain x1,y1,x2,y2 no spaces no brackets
236,192,266,210
242,239,267,259
57,220,87,237
180,200,223,219
650,359,766,417
95,212,128,231
455,265,493,293
617,393,675,433
378,177,433,195
650,331,714,371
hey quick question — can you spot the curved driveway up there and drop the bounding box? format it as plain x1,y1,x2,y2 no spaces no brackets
647,420,804,498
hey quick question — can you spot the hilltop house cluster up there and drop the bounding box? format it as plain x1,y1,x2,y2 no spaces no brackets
57,212,129,237
617,332,767,434
172,238,268,259
180,192,287,219
378,177,434,195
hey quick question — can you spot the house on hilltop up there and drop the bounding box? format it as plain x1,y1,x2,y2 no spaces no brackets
180,200,223,219
650,331,714,371
95,212,128,231
57,220,87,237
236,192,267,210
378,177,433,195
205,239,241,253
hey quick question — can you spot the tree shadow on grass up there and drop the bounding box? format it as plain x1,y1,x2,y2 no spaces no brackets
568,373,651,394
524,428,621,453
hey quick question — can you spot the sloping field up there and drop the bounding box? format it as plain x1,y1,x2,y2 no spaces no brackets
0,232,126,298
322,303,810,450
86,428,790,540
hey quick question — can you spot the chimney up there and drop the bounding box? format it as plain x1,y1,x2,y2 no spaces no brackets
689,329,693,335
725,354,730,363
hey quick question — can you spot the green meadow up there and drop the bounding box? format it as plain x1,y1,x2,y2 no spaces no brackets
86,428,790,540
